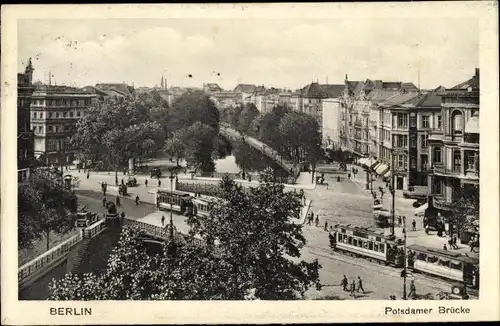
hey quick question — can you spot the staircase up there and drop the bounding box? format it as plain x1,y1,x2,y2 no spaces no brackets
66,238,91,274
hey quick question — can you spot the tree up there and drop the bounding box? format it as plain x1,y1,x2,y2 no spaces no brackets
163,133,186,167
72,97,163,179
188,174,322,299
49,174,322,300
451,185,479,236
237,103,259,133
167,90,220,134
18,170,78,251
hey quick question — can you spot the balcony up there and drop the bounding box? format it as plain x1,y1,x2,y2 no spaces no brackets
432,195,453,211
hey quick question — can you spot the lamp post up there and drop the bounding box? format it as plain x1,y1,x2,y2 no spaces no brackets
390,149,396,237
403,215,408,300
168,168,177,239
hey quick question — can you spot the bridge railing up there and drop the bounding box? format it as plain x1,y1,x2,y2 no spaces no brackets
82,219,106,239
123,218,186,244
19,232,83,283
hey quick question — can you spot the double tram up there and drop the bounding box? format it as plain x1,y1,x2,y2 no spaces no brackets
407,244,479,289
156,189,195,215
330,225,404,267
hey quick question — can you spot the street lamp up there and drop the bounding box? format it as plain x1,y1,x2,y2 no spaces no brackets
390,149,396,237
168,167,177,240
403,215,408,300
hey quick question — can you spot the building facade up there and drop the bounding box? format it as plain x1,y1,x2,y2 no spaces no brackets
234,84,256,104
18,58,36,182
427,69,480,217
30,85,97,166
321,98,342,150
340,75,419,160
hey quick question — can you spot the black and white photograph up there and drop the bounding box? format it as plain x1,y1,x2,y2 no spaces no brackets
2,2,499,324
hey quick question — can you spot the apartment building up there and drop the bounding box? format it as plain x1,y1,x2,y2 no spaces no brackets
234,84,256,104
321,98,343,150
18,58,36,182
340,75,419,162
374,89,442,190
427,69,479,218
30,85,97,166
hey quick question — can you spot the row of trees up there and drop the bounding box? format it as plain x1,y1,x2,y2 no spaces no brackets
18,170,78,251
49,174,322,300
221,103,324,172
72,90,226,176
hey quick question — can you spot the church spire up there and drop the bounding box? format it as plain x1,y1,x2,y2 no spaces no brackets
161,76,164,89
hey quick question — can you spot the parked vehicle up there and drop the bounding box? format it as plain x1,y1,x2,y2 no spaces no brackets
126,177,138,187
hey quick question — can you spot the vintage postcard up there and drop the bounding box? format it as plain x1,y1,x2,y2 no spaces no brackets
1,2,499,324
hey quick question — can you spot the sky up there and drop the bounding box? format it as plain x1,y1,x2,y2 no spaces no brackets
17,18,479,90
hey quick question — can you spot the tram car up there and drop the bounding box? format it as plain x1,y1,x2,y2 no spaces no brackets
156,189,195,216
191,196,220,217
330,224,404,267
407,244,479,289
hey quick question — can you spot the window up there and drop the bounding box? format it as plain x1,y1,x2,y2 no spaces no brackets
410,156,416,169
69,111,74,118
410,135,417,148
398,155,404,168
422,116,430,128
32,112,37,119
48,126,53,132
397,113,408,128
409,114,416,127
421,155,428,170
453,150,461,172
38,126,43,133
49,112,53,118
466,151,478,171
433,147,442,163
420,135,428,148
47,139,57,151
451,110,463,134
56,112,59,118
432,179,442,195
63,111,67,117
64,125,70,131
77,111,81,117
55,125,59,133
436,115,442,129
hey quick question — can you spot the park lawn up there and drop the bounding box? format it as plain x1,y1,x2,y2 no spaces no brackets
18,229,79,267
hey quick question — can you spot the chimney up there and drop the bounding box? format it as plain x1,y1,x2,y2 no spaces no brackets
475,68,479,78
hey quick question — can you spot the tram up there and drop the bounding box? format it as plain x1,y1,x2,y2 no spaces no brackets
407,244,479,289
156,189,195,215
330,224,405,267
191,197,220,217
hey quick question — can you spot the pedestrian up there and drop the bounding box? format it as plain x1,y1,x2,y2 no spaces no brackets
120,211,125,219
135,195,140,205
161,215,165,226
398,216,402,227
408,280,416,299
78,167,81,173
145,179,148,187
315,216,319,227
357,276,365,294
249,175,252,182
102,197,107,207
350,280,356,297
412,219,416,231
242,171,246,180
116,196,120,207
469,241,476,253
452,236,458,249
443,244,447,251
324,221,328,231
87,171,90,179
158,179,161,187
341,275,348,291
347,172,351,179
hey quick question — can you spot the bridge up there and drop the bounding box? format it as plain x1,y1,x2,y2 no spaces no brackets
219,126,301,177
18,217,208,292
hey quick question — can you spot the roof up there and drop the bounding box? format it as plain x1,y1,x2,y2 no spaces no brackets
407,244,479,264
320,84,345,98
403,89,442,108
95,83,134,96
377,91,420,107
204,83,223,92
367,89,403,103
401,82,419,91
450,69,479,91
234,84,256,93
301,83,344,98
33,85,94,95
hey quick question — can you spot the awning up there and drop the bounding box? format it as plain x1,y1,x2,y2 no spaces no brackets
383,170,391,179
376,164,390,176
414,203,428,216
358,157,368,165
465,113,479,134
373,163,382,171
